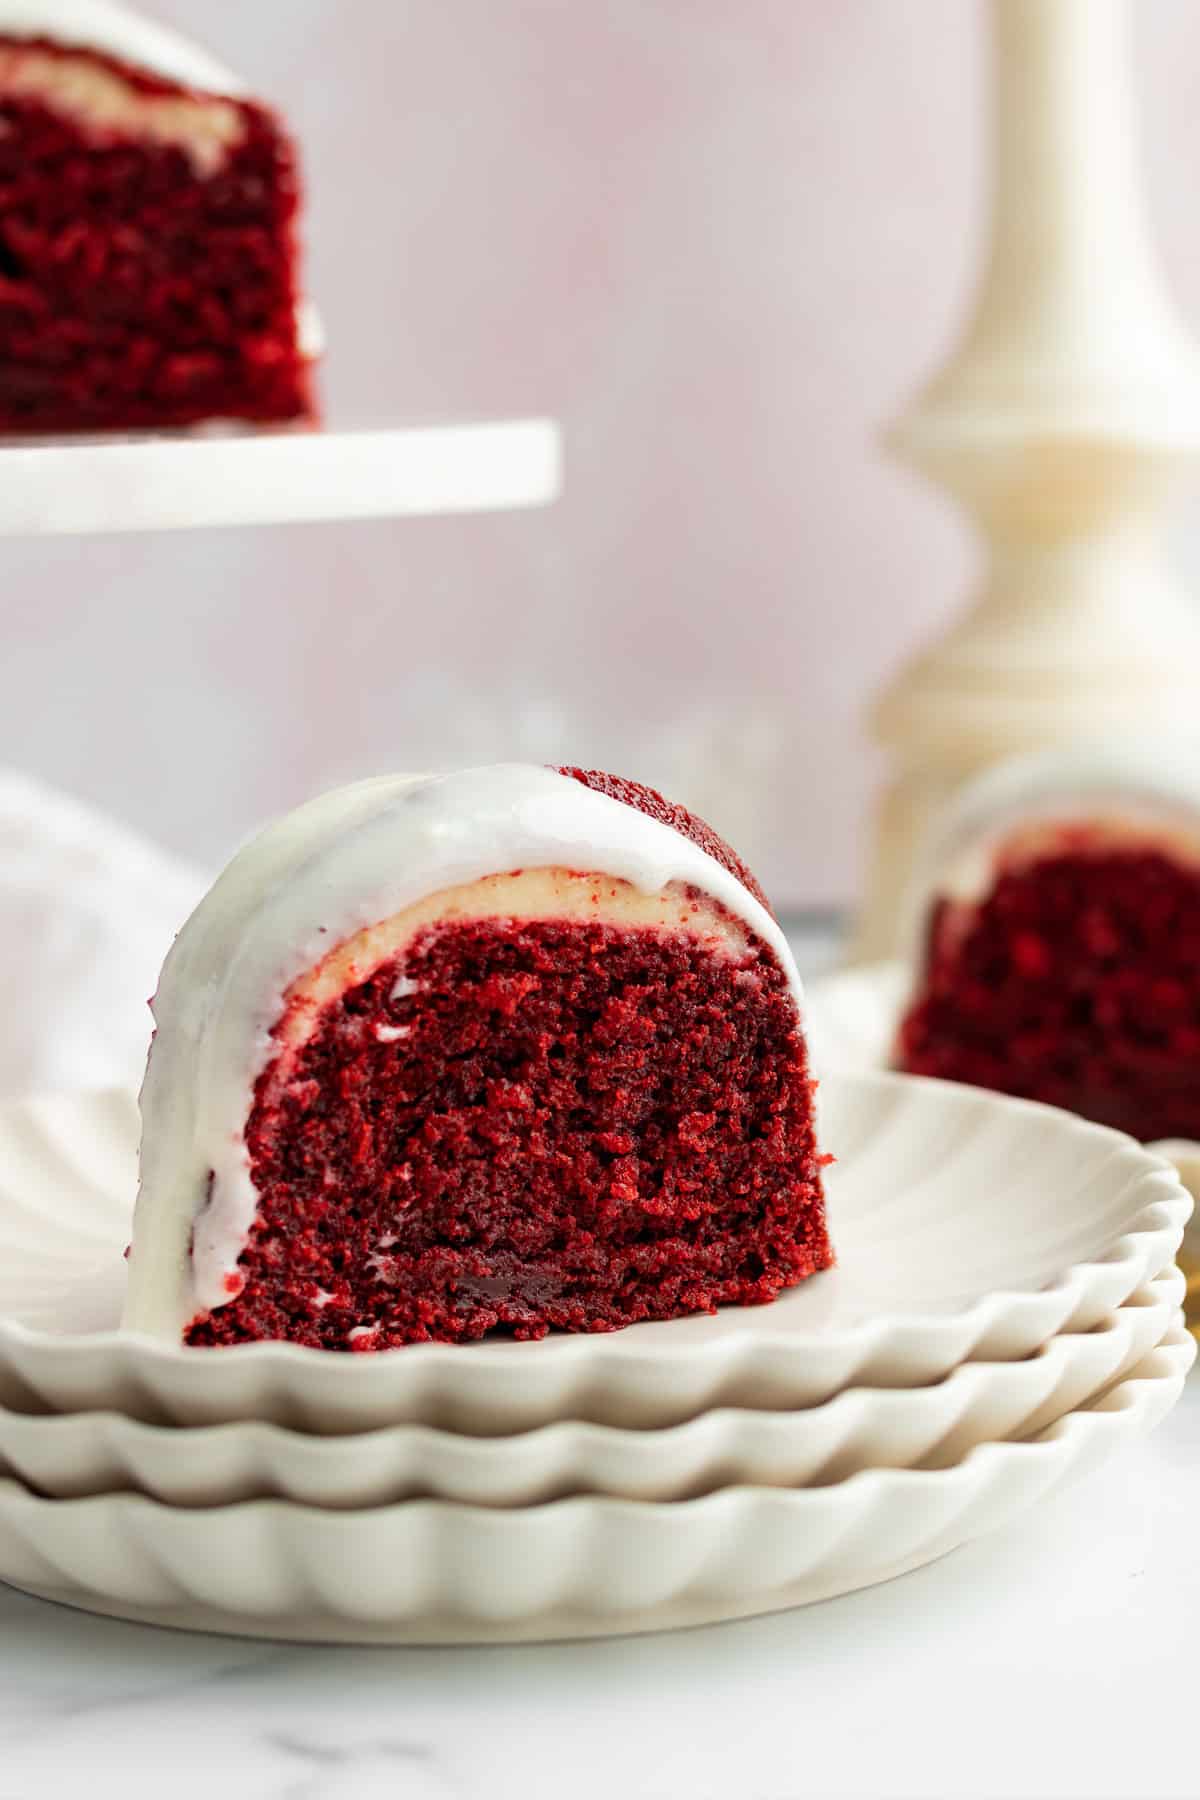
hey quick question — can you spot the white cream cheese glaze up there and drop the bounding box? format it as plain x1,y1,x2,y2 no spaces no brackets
0,0,243,93
123,765,805,1342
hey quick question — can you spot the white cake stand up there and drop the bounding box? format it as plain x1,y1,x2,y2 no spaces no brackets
0,415,562,535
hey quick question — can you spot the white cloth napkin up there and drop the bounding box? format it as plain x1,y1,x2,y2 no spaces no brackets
0,771,206,1098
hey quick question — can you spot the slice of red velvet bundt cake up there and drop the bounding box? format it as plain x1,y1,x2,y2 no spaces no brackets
0,0,315,432
896,746,1200,1141
124,765,831,1349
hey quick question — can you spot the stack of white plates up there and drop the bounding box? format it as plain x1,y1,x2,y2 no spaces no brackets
0,1070,1189,1644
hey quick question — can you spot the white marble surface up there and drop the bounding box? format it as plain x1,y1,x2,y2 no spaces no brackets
0,922,1192,1800
0,1387,1191,1800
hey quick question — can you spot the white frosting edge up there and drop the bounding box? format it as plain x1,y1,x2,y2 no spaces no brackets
0,0,245,93
124,765,804,1340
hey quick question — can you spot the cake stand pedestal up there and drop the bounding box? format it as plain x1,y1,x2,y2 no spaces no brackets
0,416,560,535
850,0,1200,963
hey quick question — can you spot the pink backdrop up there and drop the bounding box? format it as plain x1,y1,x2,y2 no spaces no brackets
3,0,1200,907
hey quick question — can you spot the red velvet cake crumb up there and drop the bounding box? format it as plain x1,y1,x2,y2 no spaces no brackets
897,847,1200,1140
0,37,312,432
555,767,773,914
186,914,830,1349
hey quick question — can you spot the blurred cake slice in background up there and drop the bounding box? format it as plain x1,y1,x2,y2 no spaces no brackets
896,744,1200,1142
0,0,316,432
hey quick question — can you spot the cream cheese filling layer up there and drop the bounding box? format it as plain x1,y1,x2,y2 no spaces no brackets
272,868,754,1062
0,43,244,173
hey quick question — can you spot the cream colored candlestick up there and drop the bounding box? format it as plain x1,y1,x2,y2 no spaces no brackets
851,0,1200,964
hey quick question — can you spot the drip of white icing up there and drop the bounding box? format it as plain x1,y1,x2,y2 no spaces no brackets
294,298,325,363
123,765,805,1341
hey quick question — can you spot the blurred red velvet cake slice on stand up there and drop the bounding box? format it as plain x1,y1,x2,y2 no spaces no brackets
124,764,831,1350
0,0,315,432
896,745,1200,1142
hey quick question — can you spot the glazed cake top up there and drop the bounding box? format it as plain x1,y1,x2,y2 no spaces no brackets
556,767,773,912
0,0,243,92
125,764,805,1339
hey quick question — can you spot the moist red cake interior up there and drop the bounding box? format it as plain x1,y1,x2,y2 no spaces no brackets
186,912,831,1349
898,846,1200,1140
0,36,311,432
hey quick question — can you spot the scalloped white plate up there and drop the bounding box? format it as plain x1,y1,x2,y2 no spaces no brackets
0,1074,1188,1433
0,1332,1190,1643
0,1270,1181,1507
